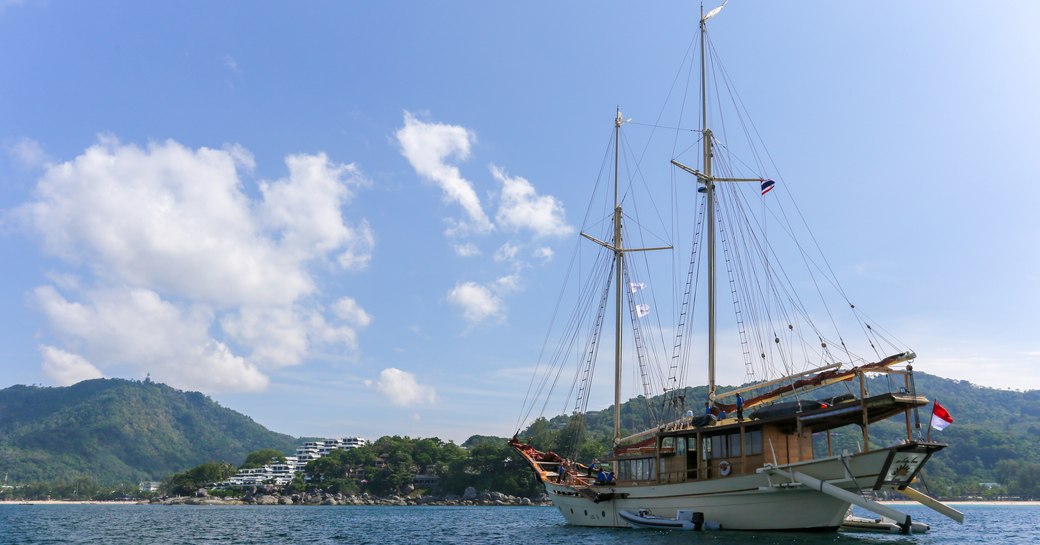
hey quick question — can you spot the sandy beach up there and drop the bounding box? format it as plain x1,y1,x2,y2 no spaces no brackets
0,500,141,505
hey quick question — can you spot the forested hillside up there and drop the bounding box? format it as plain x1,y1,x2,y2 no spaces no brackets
0,378,298,484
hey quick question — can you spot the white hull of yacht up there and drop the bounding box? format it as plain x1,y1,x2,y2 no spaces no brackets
543,446,899,531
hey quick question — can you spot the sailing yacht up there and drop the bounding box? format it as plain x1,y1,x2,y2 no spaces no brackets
510,3,964,533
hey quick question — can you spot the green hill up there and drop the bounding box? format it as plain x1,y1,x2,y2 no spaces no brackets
0,378,298,485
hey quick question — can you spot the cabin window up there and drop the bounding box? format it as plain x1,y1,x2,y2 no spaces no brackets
660,436,676,455
706,431,744,459
677,436,687,455
730,433,742,456
746,428,762,456
619,457,656,481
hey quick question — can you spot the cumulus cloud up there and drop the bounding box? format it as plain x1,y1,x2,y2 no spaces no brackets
446,281,503,324
40,345,104,386
395,112,492,235
453,243,480,257
332,297,372,328
35,285,269,392
492,165,572,238
365,367,436,407
17,138,371,392
260,152,373,268
7,137,51,168
493,242,520,263
396,113,573,327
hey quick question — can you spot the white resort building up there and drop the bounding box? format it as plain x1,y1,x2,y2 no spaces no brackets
215,437,367,489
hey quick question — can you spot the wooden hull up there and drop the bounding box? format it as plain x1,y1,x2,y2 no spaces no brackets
540,446,908,531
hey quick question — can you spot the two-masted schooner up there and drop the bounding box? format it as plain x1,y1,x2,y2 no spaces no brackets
510,3,964,533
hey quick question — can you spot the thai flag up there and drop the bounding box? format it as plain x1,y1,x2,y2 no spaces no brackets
760,179,776,195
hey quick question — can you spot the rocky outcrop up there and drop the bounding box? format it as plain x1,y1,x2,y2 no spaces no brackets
155,490,552,507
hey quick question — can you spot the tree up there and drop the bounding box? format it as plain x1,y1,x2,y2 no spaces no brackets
240,449,287,469
163,461,236,496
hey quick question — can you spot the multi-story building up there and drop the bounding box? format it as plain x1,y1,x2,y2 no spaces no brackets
214,437,367,489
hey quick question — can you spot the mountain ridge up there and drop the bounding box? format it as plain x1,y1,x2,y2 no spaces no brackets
0,378,298,484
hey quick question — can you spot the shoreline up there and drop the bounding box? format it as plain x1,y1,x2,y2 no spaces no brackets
4,499,1039,506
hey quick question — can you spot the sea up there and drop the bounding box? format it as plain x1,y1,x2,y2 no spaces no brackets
0,503,1035,544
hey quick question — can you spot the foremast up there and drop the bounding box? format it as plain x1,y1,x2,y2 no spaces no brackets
580,110,669,453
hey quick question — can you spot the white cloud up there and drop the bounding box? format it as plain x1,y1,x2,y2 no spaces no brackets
447,281,503,324
365,367,436,407
493,242,519,263
395,112,492,235
7,137,50,168
453,243,481,257
495,274,522,293
39,345,104,386
221,306,310,368
492,165,572,238
34,285,269,392
17,138,370,393
534,246,554,262
332,297,372,328
260,152,373,266
223,55,241,75
19,138,311,307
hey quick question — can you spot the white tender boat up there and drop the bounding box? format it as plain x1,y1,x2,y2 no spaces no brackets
842,513,931,534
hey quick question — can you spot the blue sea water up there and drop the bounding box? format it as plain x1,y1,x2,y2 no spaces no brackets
0,503,1036,544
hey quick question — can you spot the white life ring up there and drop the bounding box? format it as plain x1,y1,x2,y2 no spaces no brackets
719,460,732,477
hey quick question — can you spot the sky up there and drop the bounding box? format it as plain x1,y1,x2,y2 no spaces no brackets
1,1,1038,443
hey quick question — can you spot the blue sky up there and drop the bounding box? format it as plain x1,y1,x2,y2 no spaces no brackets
1,1,1038,443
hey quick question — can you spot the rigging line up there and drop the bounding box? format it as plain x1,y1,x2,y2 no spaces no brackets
515,227,588,432
666,190,706,408
618,128,672,246
723,180,823,378
626,121,699,133
549,250,613,423
579,124,623,232
622,262,661,426
711,36,769,174
729,180,839,346
524,244,612,428
627,224,671,397
708,35,871,359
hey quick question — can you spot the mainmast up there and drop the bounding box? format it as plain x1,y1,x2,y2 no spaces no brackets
700,7,718,405
672,2,760,408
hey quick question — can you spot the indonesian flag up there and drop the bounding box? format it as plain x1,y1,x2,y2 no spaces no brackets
930,401,954,431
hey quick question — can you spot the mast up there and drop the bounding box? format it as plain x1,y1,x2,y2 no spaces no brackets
671,3,759,407
700,6,717,405
613,109,623,448
581,111,670,449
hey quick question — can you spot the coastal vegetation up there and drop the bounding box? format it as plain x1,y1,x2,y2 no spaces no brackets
2,374,1039,501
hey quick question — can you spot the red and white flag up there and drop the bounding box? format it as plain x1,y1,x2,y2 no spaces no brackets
930,401,954,431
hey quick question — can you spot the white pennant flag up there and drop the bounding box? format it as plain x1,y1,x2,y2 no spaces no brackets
636,304,651,318
629,282,646,293
703,0,728,22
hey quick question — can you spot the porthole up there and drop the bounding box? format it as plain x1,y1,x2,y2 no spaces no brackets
584,509,588,516
602,511,606,518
